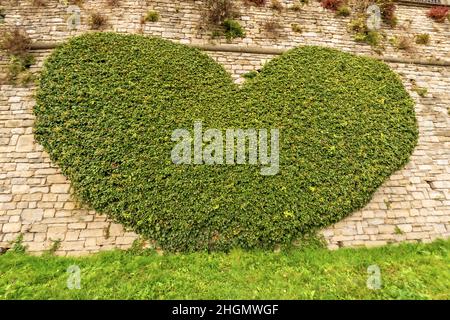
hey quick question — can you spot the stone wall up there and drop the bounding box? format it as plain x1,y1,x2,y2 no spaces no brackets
0,0,449,255
1,0,449,60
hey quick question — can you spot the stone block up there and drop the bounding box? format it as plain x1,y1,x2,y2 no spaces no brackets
50,184,70,194
2,222,21,233
15,135,35,152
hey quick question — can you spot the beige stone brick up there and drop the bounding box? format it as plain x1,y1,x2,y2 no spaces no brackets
88,222,109,229
6,216,18,224
26,242,48,252
21,193,43,201
42,194,58,202
30,224,47,233
433,224,447,233
65,230,80,241
364,241,388,247
2,222,21,233
22,209,44,223
47,226,67,240
68,223,87,230
85,238,97,247
15,135,35,152
55,210,73,218
108,223,125,236
50,184,70,194
397,224,413,233
406,232,431,240
43,209,56,218
79,229,104,238
47,175,67,184
378,225,396,234
363,227,378,235
0,194,13,202
115,236,137,245
61,241,85,251
63,202,76,210
37,202,56,209
29,186,49,193
11,184,30,194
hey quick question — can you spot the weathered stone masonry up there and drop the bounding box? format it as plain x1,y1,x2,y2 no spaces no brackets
0,0,449,255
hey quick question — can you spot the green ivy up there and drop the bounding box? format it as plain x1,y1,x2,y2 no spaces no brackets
145,10,160,23
222,19,245,40
35,33,418,252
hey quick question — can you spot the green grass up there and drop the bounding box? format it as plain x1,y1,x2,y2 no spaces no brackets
0,240,448,299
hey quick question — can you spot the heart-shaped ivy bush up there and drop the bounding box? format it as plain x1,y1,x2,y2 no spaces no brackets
35,33,417,251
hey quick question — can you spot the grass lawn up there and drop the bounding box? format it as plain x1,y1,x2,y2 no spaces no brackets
0,239,448,300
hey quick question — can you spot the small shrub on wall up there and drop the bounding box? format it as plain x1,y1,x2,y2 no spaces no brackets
31,0,46,7
204,0,244,41
415,34,430,45
144,10,160,22
245,0,266,6
89,12,108,30
379,1,397,27
390,35,414,52
321,0,344,11
205,0,238,25
35,33,418,252
270,0,283,12
348,14,382,48
107,0,120,7
223,19,245,40
1,28,31,57
0,28,35,84
335,5,351,17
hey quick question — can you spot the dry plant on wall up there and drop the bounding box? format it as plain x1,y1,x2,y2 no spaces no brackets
203,0,245,41
291,1,303,12
390,35,415,52
270,0,283,12
246,0,267,6
205,0,239,25
391,19,415,53
107,0,120,7
0,28,31,59
0,28,35,85
89,12,108,30
31,0,47,7
263,19,282,38
321,0,345,11
67,0,84,6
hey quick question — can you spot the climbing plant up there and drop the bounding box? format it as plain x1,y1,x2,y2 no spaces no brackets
35,33,418,252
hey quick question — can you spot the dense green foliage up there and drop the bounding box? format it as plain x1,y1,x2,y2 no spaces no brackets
223,19,245,39
35,33,418,252
0,240,449,299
